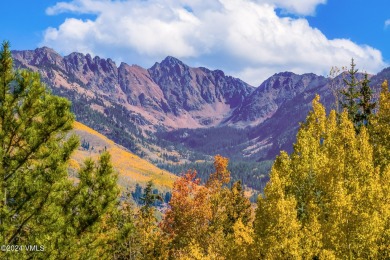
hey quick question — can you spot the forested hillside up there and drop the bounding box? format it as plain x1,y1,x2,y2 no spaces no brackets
71,121,176,191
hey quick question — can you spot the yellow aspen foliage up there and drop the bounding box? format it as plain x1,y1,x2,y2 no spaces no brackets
378,164,390,258
254,152,302,259
179,240,212,260
228,218,254,259
232,219,254,247
370,80,390,170
254,95,389,259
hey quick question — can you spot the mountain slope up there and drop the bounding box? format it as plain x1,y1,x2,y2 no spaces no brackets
229,72,328,127
71,121,176,191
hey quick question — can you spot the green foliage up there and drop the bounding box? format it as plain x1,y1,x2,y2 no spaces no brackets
340,59,376,132
112,193,139,260
0,40,78,257
356,73,376,128
340,58,360,124
58,152,120,259
158,160,271,192
130,183,171,209
140,180,162,216
0,41,120,259
4,40,390,259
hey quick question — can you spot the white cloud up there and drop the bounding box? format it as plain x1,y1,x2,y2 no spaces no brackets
42,0,386,86
385,19,390,29
255,0,327,16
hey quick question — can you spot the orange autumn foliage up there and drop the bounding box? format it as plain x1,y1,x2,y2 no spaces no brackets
207,155,230,189
160,155,254,258
160,169,211,254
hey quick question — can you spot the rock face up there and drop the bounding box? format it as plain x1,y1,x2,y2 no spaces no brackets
229,72,328,127
148,56,253,114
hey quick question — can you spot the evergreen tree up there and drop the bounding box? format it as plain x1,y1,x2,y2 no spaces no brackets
0,41,120,259
0,41,78,257
61,152,119,259
131,183,143,204
140,180,162,216
340,58,360,128
356,73,376,129
137,180,164,259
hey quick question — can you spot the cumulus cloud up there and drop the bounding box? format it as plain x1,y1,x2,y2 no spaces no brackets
42,0,386,86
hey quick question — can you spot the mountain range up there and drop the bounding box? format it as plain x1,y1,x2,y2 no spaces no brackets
11,47,390,191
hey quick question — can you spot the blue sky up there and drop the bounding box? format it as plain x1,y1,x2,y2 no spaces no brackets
1,0,389,86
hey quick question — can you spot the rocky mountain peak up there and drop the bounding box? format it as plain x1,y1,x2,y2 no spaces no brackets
147,56,255,118
64,52,117,75
12,46,63,68
149,56,190,80
160,56,186,66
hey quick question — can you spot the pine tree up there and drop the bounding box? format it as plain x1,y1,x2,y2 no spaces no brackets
0,41,79,257
113,191,140,260
340,58,360,128
137,180,164,260
0,41,121,259
61,152,119,259
140,180,162,215
356,73,376,129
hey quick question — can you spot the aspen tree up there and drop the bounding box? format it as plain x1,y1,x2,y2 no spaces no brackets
254,95,388,259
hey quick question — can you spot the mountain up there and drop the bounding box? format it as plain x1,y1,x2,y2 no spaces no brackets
148,56,254,120
229,72,328,127
12,47,390,191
